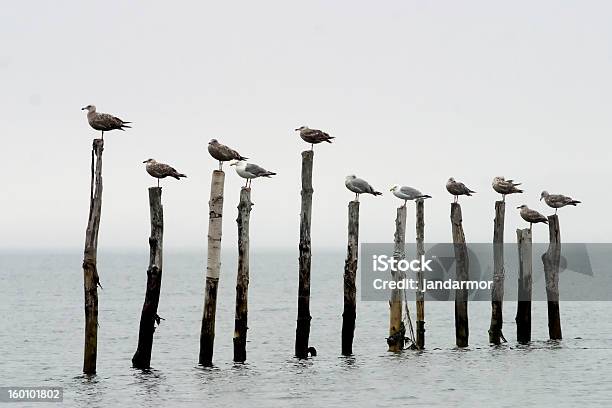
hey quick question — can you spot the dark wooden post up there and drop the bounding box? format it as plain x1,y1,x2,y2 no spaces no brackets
450,203,469,348
295,150,314,358
234,187,253,362
388,205,406,352
132,187,164,369
542,215,562,340
415,199,425,349
199,170,225,366
489,201,505,344
82,138,103,375
341,200,359,355
516,228,532,344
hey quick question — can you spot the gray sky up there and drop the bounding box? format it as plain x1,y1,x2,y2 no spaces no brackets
1,0,610,250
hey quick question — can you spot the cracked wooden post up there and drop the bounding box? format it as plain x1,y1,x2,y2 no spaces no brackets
233,187,253,362
542,214,562,340
415,199,426,349
132,187,164,369
295,150,314,359
489,201,505,344
516,228,532,344
341,200,359,355
82,138,103,375
388,205,406,352
199,170,225,366
451,203,469,348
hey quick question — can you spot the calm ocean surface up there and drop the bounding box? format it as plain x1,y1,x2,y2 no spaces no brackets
1,250,611,407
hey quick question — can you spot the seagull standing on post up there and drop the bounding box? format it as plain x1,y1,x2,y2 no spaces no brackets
540,191,581,214
143,159,187,187
492,176,523,202
82,105,131,140
207,139,248,170
517,205,548,230
295,126,335,150
390,185,431,206
345,175,382,201
230,160,276,188
446,177,476,203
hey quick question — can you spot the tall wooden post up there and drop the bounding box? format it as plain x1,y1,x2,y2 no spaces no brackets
132,187,164,369
489,201,505,344
82,138,103,375
450,203,469,348
199,170,225,366
342,201,359,355
542,215,562,340
415,199,425,349
388,206,406,352
234,187,253,362
295,150,314,358
516,228,532,344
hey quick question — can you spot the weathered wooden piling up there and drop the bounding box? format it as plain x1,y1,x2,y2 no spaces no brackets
388,205,406,352
234,187,253,362
199,170,225,366
82,138,103,375
516,228,532,343
489,201,505,344
295,150,314,359
542,214,562,340
450,203,469,348
342,201,359,355
415,199,425,349
132,187,164,369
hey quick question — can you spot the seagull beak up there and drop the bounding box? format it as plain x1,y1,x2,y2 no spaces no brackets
142,160,148,163
389,187,394,191
294,128,300,131
229,162,236,166
539,196,543,201
516,206,521,209
81,107,87,110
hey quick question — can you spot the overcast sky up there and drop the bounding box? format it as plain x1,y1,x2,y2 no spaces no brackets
1,0,610,250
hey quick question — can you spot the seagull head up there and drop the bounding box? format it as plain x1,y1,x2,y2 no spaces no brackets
295,126,307,131
390,184,399,192
229,160,245,167
540,191,549,201
81,104,96,112
493,176,504,182
345,174,356,181
517,204,527,210
143,158,156,164
448,177,455,183
209,139,218,145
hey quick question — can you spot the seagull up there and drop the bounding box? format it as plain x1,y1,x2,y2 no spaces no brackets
492,176,523,202
345,175,382,201
517,205,548,230
295,126,335,150
446,178,476,203
390,185,432,206
540,191,581,214
82,105,131,140
207,139,248,170
143,159,187,187
230,160,276,188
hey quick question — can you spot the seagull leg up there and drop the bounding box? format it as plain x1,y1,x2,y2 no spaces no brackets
101,131,104,141
157,178,159,188
311,143,314,151
502,194,506,203
555,208,558,214
218,161,223,171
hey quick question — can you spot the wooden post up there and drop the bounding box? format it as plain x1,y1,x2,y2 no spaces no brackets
388,206,406,352
233,187,253,362
516,228,532,344
489,201,505,344
199,170,225,366
450,203,469,348
132,187,164,369
542,215,562,340
295,150,314,358
415,199,425,349
82,138,103,375
341,201,359,355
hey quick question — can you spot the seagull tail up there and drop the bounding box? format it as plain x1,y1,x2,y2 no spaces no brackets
120,124,132,130
264,171,277,177
324,136,335,143
173,173,187,180
373,191,383,196
570,200,581,205
238,155,249,161
515,188,524,194
419,194,432,199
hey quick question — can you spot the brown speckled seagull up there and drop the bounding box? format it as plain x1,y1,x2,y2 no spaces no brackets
143,159,187,187
82,105,131,140
492,176,523,202
295,126,335,150
207,139,248,170
517,205,548,230
540,191,581,214
446,177,476,203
